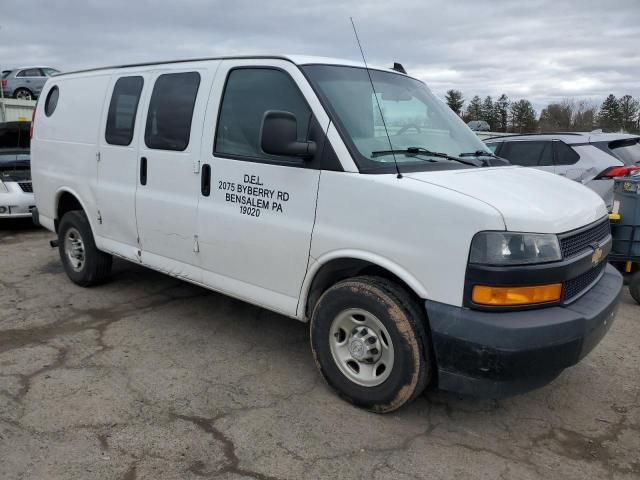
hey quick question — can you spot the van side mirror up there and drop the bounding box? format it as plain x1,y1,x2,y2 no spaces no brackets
261,110,316,159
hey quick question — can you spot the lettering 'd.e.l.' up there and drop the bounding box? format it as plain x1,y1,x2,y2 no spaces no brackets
244,174,263,186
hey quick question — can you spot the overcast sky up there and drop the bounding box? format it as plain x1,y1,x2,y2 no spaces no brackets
1,0,638,112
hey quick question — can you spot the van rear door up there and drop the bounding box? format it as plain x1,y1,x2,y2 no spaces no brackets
196,59,330,315
135,65,216,280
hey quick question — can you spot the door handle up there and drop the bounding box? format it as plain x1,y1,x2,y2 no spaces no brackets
140,157,147,185
201,164,211,196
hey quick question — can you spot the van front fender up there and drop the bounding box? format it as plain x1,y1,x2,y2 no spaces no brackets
298,249,429,320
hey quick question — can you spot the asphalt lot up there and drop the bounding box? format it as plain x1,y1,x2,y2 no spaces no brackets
1,220,639,480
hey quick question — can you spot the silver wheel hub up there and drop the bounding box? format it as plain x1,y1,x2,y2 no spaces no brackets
348,338,366,360
329,308,394,387
348,326,382,363
64,227,85,272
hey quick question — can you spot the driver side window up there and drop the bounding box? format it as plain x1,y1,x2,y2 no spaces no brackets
214,68,311,162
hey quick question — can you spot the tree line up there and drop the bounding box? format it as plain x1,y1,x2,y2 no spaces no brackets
445,90,640,134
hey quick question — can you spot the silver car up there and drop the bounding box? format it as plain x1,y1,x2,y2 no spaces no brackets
0,122,34,218
467,120,491,131
1,67,60,100
485,132,640,209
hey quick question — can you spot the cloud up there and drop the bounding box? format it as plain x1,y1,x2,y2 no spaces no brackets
0,0,637,111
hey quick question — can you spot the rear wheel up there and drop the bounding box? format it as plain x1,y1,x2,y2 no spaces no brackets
13,88,33,101
629,271,640,305
310,276,431,413
58,210,112,286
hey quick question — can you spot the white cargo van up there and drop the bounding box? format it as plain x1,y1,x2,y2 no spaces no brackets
31,56,622,412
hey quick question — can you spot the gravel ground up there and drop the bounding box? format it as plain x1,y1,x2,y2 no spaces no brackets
1,220,639,480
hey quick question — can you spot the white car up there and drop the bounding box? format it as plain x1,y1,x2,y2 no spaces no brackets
30,55,622,411
485,132,640,209
0,122,34,218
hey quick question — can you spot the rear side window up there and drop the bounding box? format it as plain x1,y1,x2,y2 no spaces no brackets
1,71,10,79
486,142,501,154
17,69,43,77
44,86,59,117
500,141,553,167
214,68,311,161
105,76,144,146
145,72,200,151
554,141,580,165
593,138,640,166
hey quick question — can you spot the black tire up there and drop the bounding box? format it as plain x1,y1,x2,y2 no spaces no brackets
13,88,33,101
57,210,112,286
630,271,640,305
310,276,431,413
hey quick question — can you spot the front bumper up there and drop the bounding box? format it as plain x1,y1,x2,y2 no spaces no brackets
0,182,36,218
427,264,623,398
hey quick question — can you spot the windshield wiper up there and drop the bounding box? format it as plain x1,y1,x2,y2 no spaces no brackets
459,150,499,158
371,147,479,166
459,150,510,167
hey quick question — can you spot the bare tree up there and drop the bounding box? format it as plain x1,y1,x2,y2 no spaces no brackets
539,100,573,132
572,100,598,132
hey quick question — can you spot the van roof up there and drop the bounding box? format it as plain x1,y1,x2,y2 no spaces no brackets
53,55,407,78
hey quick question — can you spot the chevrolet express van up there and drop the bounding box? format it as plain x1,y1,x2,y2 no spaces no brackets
31,56,623,412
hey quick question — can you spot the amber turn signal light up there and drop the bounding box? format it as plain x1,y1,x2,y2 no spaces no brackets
471,284,562,306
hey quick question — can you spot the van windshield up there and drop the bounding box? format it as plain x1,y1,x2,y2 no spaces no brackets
303,65,491,173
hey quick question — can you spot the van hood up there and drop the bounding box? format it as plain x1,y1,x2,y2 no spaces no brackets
405,166,607,233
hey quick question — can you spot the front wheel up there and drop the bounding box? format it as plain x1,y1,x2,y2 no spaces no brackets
58,210,112,286
310,276,431,413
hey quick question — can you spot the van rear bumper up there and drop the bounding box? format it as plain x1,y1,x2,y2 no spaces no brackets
426,264,623,398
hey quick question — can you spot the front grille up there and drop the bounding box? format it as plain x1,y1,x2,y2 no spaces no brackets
18,182,33,193
559,219,610,259
563,261,606,302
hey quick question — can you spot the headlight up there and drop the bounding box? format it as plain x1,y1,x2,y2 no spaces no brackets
469,232,562,265
0,180,8,193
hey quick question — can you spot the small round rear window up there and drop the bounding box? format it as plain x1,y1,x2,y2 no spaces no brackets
44,86,59,117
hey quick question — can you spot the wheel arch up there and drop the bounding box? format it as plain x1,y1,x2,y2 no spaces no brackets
14,87,34,98
54,188,93,233
299,250,429,321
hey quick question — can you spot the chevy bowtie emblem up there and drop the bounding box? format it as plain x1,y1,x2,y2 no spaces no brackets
591,245,603,266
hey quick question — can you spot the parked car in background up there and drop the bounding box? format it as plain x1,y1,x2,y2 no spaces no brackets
485,132,640,209
474,131,512,141
1,67,60,100
467,120,490,131
0,122,34,218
